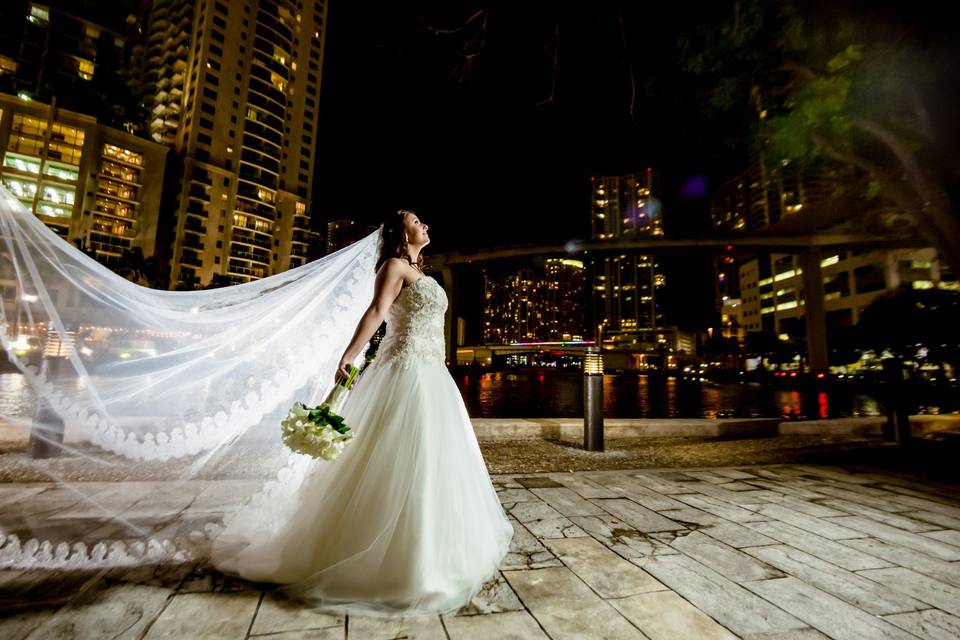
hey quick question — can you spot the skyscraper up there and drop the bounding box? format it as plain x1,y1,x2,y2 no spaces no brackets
589,171,666,348
0,93,167,267
0,1,143,133
482,260,585,344
142,0,328,287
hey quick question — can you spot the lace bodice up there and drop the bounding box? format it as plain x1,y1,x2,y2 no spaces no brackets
377,275,447,368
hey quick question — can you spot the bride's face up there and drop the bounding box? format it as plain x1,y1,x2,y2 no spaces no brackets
404,212,430,248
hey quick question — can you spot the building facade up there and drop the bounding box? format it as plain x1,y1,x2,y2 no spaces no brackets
141,0,329,287
0,93,167,266
590,171,667,348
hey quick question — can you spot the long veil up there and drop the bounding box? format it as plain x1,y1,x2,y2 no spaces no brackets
0,184,381,569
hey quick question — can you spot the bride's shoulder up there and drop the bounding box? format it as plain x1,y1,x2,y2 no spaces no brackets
377,257,406,275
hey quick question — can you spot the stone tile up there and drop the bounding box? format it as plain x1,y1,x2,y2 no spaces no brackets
744,545,926,615
857,567,960,616
771,496,848,518
0,569,102,610
442,610,549,639
591,498,687,533
674,494,769,523
491,476,525,490
882,609,960,640
24,583,174,640
710,469,761,481
503,566,645,639
523,517,589,540
142,592,260,639
502,520,561,570
642,553,806,636
681,470,736,484
106,563,195,590
249,591,344,636
444,571,524,616
818,499,942,533
529,487,608,517
744,577,918,640
827,516,960,560
346,613,446,639
514,476,564,489
923,530,960,547
788,465,877,485
741,631,831,639
251,629,342,639
547,474,619,499
496,489,538,504
797,483,914,513
608,589,739,640
753,504,864,540
178,566,263,593
745,479,834,501
509,501,564,523
568,515,679,559
670,531,784,582
690,482,778,505
657,507,726,527
745,521,893,571
841,537,960,587
700,522,780,549
592,476,691,511
542,537,665,598
623,472,695,495
0,608,57,640
876,486,960,513
0,487,46,508
901,510,960,531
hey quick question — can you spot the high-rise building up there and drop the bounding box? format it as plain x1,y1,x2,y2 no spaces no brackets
544,258,586,341
142,0,329,287
590,171,666,348
0,1,143,133
326,218,376,255
739,248,958,339
482,260,585,344
591,170,662,239
0,93,167,266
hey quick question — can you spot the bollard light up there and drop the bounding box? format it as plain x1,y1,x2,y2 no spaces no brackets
583,346,604,451
584,347,604,375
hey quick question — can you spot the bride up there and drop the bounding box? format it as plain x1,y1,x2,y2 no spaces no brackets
210,209,514,617
0,188,511,618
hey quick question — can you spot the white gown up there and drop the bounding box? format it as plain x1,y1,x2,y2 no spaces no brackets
211,274,514,617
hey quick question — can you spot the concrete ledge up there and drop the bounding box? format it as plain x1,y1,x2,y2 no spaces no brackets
473,415,960,440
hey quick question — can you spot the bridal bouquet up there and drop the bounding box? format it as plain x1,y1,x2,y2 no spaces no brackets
280,363,362,460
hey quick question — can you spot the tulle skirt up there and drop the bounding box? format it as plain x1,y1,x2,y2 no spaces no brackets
210,355,514,618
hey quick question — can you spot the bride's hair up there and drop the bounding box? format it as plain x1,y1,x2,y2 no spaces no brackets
375,209,425,273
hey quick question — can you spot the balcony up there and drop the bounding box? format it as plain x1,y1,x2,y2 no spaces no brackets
230,248,271,265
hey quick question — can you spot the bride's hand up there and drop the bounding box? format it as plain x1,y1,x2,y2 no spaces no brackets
336,355,353,383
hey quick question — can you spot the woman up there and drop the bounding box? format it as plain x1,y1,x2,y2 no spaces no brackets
210,210,514,617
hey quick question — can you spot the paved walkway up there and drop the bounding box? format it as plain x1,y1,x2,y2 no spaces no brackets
3,464,960,639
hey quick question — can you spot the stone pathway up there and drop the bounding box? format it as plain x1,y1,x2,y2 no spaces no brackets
2,464,960,639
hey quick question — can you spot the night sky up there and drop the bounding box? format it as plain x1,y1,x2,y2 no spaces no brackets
312,1,957,328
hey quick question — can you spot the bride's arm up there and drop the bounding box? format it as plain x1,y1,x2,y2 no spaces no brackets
336,259,404,379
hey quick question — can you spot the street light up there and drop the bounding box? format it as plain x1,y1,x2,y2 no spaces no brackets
583,346,604,451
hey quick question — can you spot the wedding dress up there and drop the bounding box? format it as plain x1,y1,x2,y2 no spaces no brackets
0,185,512,618
211,274,514,617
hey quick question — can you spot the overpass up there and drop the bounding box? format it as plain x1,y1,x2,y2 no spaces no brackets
427,232,926,267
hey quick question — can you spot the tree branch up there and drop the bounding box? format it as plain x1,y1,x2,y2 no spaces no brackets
536,20,560,106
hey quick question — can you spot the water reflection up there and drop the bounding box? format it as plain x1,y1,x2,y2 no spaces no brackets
456,371,897,419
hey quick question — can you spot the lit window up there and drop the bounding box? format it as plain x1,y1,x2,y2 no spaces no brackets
0,55,16,76
28,5,49,26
